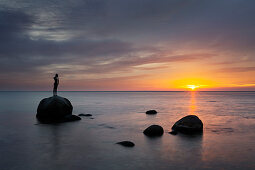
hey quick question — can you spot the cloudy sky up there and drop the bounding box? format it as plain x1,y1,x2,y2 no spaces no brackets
1,0,255,91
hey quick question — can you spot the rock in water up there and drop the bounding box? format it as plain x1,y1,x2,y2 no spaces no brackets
116,141,135,147
172,115,203,134
168,131,178,135
143,125,164,137
78,113,92,117
36,95,81,123
146,110,157,115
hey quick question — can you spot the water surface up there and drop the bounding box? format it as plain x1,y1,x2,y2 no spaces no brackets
0,91,254,170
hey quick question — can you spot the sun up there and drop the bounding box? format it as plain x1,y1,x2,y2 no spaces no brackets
186,85,199,91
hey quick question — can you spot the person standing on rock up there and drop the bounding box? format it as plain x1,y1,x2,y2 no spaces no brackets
53,74,59,96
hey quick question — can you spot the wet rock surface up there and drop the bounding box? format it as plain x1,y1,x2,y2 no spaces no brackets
172,115,203,134
37,95,81,123
143,125,164,137
146,110,157,115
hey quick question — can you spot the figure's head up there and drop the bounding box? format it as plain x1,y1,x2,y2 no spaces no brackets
55,74,58,77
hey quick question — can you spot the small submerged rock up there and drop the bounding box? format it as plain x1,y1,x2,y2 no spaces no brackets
172,115,203,134
143,125,164,137
65,115,81,121
168,131,178,135
78,113,92,117
211,127,234,134
116,141,135,147
146,110,157,115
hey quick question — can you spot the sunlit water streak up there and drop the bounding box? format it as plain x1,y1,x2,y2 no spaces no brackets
0,91,254,170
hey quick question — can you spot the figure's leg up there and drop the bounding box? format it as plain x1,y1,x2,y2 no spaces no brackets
55,84,58,96
53,85,57,96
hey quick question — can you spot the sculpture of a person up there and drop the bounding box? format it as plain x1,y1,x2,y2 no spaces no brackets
53,74,59,96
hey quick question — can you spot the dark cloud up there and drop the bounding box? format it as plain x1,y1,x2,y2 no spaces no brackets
0,0,255,90
0,6,213,74
0,9,147,74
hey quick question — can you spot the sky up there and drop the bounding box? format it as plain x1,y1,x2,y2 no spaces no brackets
1,0,255,91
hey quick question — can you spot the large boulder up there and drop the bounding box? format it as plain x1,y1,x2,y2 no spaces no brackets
143,125,164,137
36,95,81,123
172,115,203,134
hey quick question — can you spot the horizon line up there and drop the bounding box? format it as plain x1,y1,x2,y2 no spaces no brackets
1,90,255,92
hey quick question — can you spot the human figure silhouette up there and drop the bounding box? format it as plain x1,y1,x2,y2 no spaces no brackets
53,74,59,96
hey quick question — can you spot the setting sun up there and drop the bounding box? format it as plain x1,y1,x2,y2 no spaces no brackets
186,85,199,90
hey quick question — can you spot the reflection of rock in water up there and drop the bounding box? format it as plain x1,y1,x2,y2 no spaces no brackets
35,124,61,160
36,95,81,123
98,124,116,129
36,124,76,161
163,133,204,168
49,125,61,159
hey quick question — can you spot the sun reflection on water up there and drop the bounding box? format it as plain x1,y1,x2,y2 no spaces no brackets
189,91,197,115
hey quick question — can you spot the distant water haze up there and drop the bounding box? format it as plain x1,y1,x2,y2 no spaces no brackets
0,91,254,169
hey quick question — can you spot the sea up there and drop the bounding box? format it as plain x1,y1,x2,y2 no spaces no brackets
0,91,254,170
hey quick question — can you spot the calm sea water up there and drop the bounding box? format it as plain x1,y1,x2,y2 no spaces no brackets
0,91,255,170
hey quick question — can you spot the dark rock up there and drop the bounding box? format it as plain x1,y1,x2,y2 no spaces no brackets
116,141,135,147
143,125,164,137
169,130,178,135
172,115,203,134
146,110,157,115
64,115,81,121
78,113,92,117
105,126,115,129
36,95,81,123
